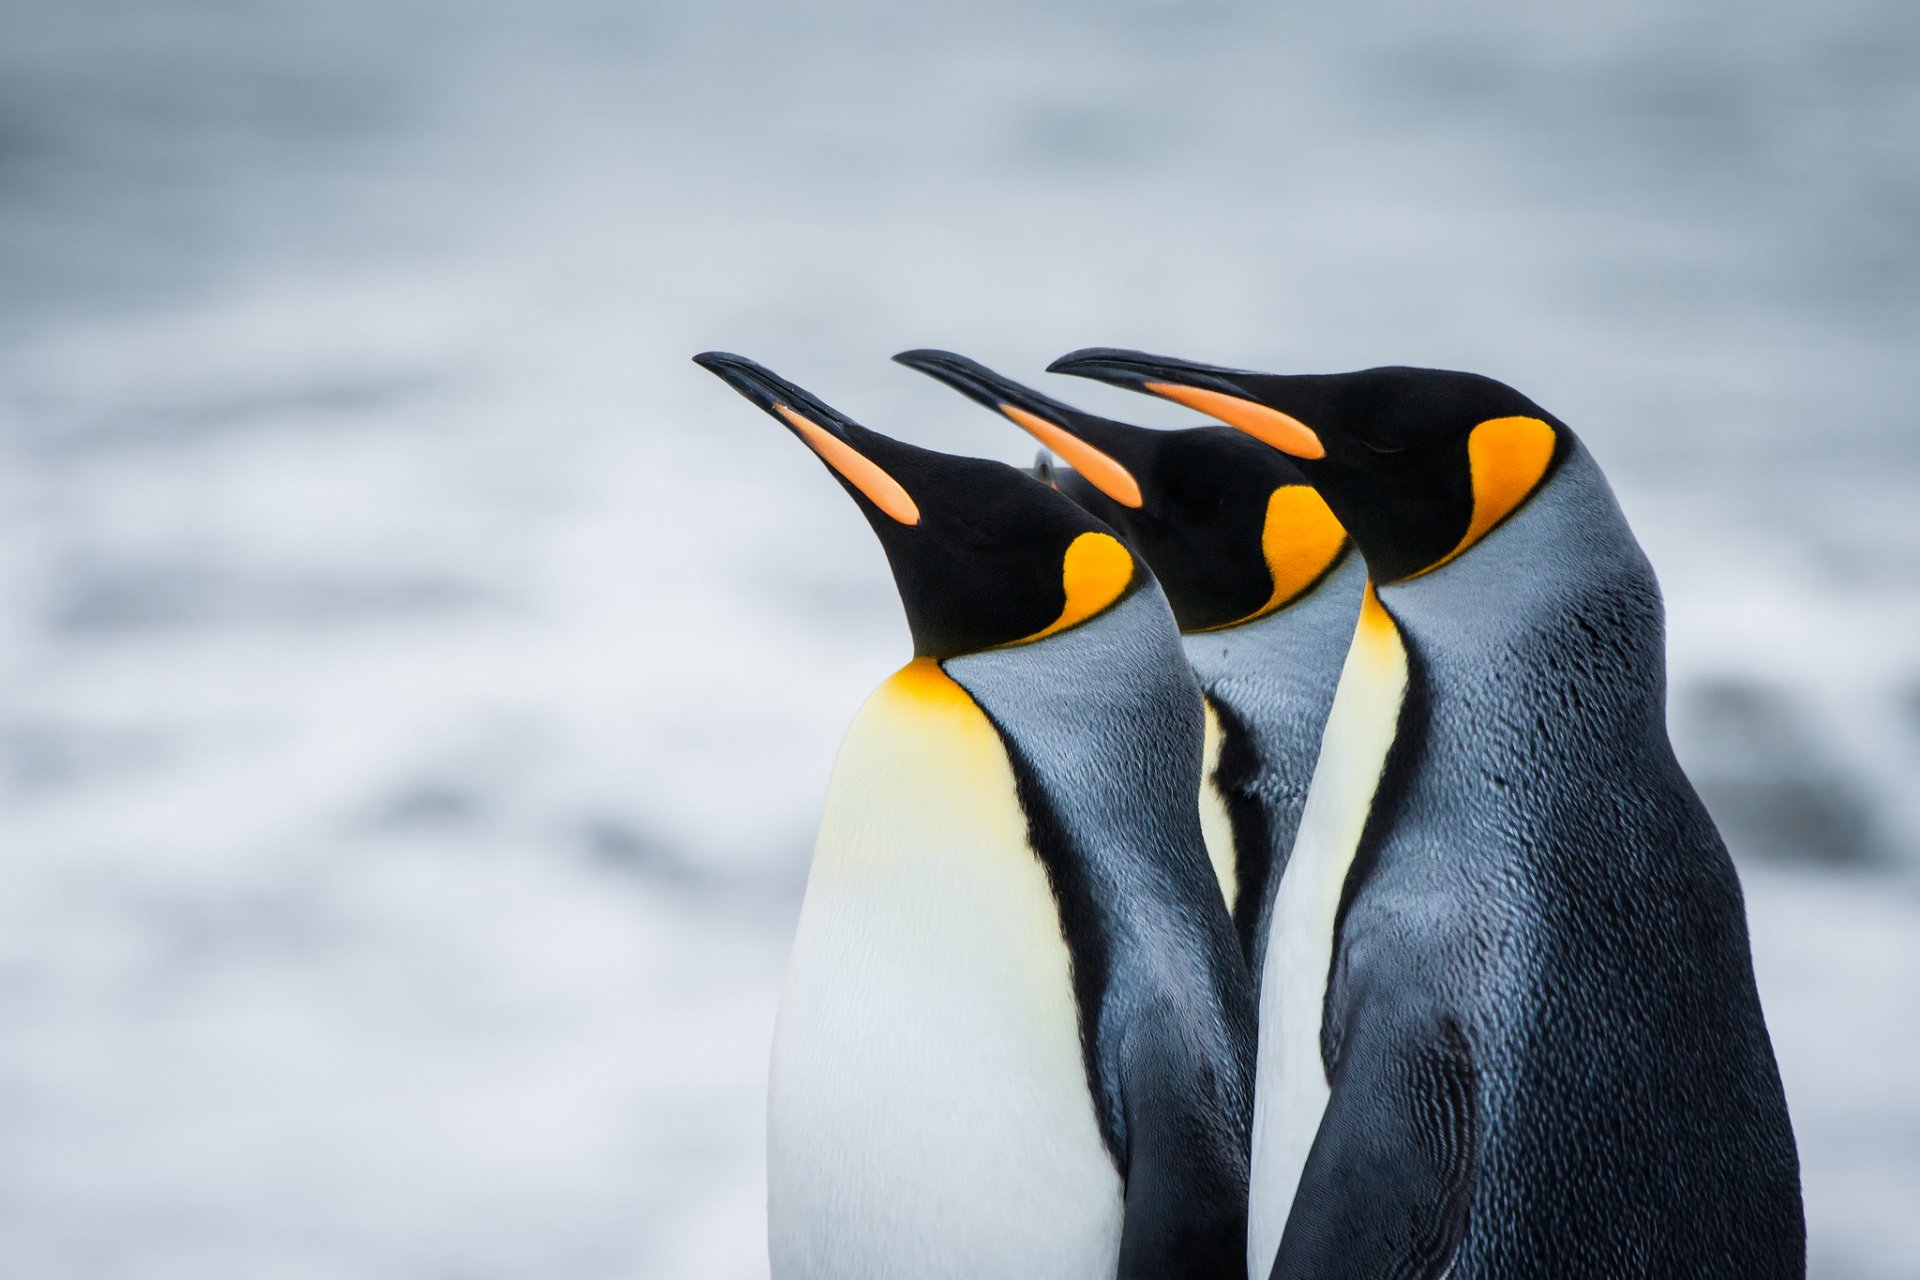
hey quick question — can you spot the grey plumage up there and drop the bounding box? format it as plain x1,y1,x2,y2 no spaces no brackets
950,581,1256,1280
1276,440,1803,1278
1185,551,1366,975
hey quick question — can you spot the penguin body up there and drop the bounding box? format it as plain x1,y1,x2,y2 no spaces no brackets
1282,442,1801,1278
771,656,1122,1278
1050,351,1804,1279
1183,551,1366,963
1243,577,1408,1270
695,353,1254,1280
895,350,1363,976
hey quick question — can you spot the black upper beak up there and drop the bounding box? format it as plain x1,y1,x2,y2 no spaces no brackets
693,351,865,441
693,350,936,526
897,348,1162,509
893,349,1085,426
1046,347,1255,397
1048,347,1331,462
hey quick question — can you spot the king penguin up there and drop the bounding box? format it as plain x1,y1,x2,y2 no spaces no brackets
1049,348,1804,1279
893,349,1363,981
692,352,1255,1280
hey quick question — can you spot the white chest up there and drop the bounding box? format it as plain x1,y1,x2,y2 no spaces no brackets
768,661,1123,1280
1246,590,1409,1279
1198,698,1241,913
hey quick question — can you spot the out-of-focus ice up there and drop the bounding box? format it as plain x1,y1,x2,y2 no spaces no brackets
0,1,1914,1277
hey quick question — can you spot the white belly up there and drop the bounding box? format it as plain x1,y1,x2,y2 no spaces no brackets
768,659,1123,1280
1247,587,1409,1279
1199,698,1240,913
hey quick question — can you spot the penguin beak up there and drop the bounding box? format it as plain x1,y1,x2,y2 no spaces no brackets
895,348,1145,509
1048,347,1327,461
693,351,923,526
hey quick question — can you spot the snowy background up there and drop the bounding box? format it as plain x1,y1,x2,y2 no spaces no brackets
2,1,1916,1276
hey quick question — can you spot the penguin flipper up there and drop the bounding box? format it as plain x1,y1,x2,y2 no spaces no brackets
1114,1001,1252,1280
1269,1013,1478,1280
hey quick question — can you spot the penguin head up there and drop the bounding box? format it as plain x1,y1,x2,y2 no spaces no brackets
894,349,1348,633
1048,348,1565,586
694,352,1140,659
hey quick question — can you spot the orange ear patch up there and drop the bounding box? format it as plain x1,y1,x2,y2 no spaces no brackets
1196,485,1348,631
1257,485,1349,616
1007,531,1135,646
1144,382,1327,460
776,403,922,526
1416,415,1556,577
998,403,1144,509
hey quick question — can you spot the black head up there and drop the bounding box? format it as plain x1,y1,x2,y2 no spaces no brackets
894,349,1349,633
693,352,1138,659
1049,348,1566,586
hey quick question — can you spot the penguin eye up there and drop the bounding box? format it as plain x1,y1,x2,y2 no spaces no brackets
1358,438,1409,459
1163,481,1225,520
1155,462,1224,517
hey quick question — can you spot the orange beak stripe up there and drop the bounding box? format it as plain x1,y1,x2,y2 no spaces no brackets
1144,382,1327,460
997,404,1144,509
776,403,922,526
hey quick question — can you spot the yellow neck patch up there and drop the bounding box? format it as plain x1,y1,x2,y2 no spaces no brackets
1202,484,1348,631
1415,415,1556,578
998,404,1144,509
1006,531,1135,647
878,655,977,710
1354,580,1399,649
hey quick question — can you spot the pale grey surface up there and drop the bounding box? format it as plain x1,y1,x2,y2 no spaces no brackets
1,2,1916,1277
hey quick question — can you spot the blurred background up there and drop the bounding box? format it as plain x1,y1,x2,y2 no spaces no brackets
2,1,1916,1276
